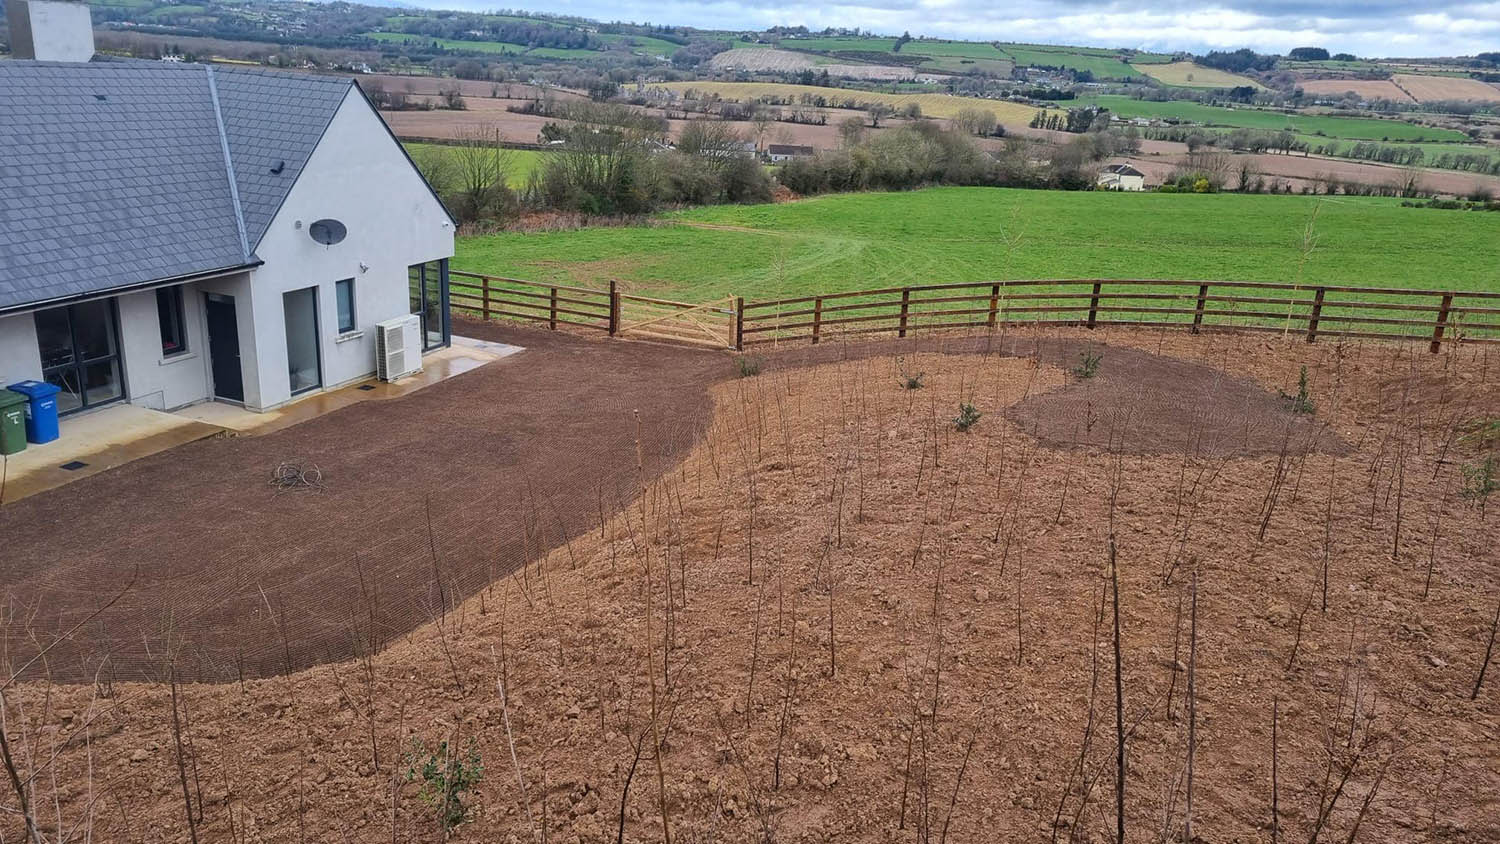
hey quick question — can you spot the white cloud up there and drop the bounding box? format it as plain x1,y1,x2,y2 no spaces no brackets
420,0,1500,56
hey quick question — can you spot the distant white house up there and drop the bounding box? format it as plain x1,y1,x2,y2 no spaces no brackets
766,143,815,163
0,0,456,415
1098,163,1147,191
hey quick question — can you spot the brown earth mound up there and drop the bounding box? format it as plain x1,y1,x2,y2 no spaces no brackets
756,332,1347,456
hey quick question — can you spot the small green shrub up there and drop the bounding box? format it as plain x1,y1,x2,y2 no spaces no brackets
735,355,763,377
1073,350,1102,379
953,403,982,432
895,357,924,389
1461,456,1497,505
405,738,484,832
1280,366,1315,415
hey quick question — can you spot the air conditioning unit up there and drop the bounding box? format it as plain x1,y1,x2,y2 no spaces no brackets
374,315,423,382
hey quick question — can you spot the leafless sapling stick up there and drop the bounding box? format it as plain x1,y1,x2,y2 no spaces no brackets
168,664,200,844
1184,567,1199,843
772,592,798,792
1051,583,1107,843
1473,594,1500,700
1288,573,1319,672
938,731,977,844
1322,458,1337,612
827,580,837,678
1272,696,1280,844
1166,586,1184,720
1110,535,1126,844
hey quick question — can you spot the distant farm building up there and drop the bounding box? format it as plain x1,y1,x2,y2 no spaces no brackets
767,144,816,163
1098,163,1147,191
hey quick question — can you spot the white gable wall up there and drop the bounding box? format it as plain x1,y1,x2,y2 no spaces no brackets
241,86,454,411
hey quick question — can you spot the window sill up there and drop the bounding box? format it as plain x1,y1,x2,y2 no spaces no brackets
335,330,364,344
159,352,196,366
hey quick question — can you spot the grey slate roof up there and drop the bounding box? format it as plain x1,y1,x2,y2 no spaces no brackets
0,60,354,312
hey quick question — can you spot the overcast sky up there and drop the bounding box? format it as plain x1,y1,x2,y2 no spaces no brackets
418,0,1500,58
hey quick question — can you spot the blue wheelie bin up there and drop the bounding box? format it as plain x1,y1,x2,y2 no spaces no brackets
6,381,61,444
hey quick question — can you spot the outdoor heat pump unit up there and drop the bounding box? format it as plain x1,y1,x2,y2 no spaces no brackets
374,315,423,382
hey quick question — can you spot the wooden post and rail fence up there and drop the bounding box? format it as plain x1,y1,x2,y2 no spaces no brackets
447,271,1500,354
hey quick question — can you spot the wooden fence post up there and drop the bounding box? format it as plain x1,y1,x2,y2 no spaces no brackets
898,288,911,338
988,284,1000,329
812,297,823,345
1306,288,1326,344
735,297,745,351
1431,293,1453,354
548,287,558,331
1191,283,1209,334
482,275,492,321
1087,282,1102,329
608,280,619,336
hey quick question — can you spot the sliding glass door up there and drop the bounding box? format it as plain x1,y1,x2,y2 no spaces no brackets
283,287,322,395
34,299,124,414
408,259,449,351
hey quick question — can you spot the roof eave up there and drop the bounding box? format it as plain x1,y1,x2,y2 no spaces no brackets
0,260,263,317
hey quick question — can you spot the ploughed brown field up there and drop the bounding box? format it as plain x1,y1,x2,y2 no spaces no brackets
1297,79,1415,104
6,324,1498,843
1392,74,1500,104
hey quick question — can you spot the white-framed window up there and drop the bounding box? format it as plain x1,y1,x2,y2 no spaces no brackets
156,286,188,356
335,278,356,334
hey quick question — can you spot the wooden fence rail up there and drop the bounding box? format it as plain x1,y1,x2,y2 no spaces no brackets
449,270,616,333
738,280,1500,353
450,271,1500,354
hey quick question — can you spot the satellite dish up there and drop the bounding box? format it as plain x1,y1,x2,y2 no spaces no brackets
308,219,347,246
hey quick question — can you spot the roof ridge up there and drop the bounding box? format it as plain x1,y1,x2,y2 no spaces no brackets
204,64,251,261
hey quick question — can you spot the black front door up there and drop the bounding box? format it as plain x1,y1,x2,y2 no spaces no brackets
204,293,244,403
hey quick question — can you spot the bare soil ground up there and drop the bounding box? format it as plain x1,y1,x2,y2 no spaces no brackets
0,318,726,684
6,326,1498,843
1123,148,1500,196
1393,74,1500,104
709,48,918,81
1297,79,1416,103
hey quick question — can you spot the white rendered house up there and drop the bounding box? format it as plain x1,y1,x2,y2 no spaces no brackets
0,0,455,415
1097,163,1147,192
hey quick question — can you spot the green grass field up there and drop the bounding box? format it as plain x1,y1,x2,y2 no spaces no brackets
594,33,684,56
364,32,528,55
453,188,1500,303
998,45,1141,78
404,143,547,189
523,45,603,59
1074,95,1471,142
778,36,900,52
901,40,1010,60
145,3,206,15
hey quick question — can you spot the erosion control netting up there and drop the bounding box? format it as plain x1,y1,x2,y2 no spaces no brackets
0,323,1342,684
0,321,726,684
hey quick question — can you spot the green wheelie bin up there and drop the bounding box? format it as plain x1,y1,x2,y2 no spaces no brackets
0,389,26,456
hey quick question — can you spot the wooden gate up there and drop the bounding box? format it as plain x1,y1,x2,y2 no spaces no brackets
448,271,740,350
616,294,738,349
